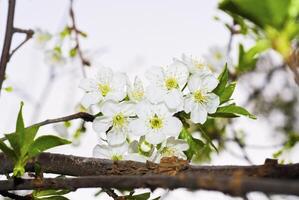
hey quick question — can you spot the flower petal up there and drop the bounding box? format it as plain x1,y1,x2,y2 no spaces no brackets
93,144,111,159
92,116,112,133
190,104,208,124
107,130,127,145
101,100,119,116
128,119,147,136
146,86,165,104
145,131,166,145
81,92,102,108
163,117,182,137
204,93,220,113
79,78,98,92
164,89,183,109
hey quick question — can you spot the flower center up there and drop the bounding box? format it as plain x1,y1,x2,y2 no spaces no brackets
149,115,163,130
98,84,110,97
161,147,175,157
165,77,179,90
193,60,205,69
112,113,125,127
112,155,122,161
131,90,144,101
193,90,206,103
214,52,223,60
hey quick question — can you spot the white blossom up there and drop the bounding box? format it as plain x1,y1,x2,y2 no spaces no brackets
129,103,182,145
92,100,134,145
79,67,127,108
127,76,145,103
93,141,128,161
178,54,212,75
184,73,220,124
146,61,188,111
44,49,66,67
156,137,189,162
203,46,233,74
33,29,52,49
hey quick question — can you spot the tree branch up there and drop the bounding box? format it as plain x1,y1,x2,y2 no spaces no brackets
69,0,90,77
1,153,299,196
0,0,16,92
0,1,34,93
1,153,299,179
0,174,299,197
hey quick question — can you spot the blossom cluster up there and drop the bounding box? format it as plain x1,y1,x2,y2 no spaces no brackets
79,55,222,163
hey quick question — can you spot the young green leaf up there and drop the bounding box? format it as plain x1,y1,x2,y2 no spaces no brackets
0,139,17,160
38,196,70,200
179,128,205,160
198,125,219,153
219,82,236,104
213,64,228,96
16,102,25,148
33,189,71,198
28,135,71,157
126,192,151,200
212,104,257,119
21,125,40,157
5,133,20,156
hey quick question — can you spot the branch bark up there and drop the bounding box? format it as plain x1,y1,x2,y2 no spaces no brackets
1,153,299,196
0,0,16,92
0,174,299,196
1,153,299,179
0,0,34,93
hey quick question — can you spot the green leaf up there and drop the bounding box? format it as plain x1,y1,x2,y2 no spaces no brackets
219,0,292,29
69,48,77,57
21,125,40,157
198,125,218,153
213,64,228,96
237,41,270,73
219,82,236,104
126,192,151,200
212,104,256,119
179,128,205,160
5,133,20,156
4,86,13,92
39,196,70,200
33,189,70,198
16,102,25,148
28,135,71,157
0,139,16,160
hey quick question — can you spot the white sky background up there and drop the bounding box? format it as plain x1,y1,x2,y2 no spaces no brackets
0,0,298,199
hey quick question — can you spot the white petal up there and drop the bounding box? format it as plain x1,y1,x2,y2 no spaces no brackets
92,116,112,133
124,153,147,163
93,144,111,159
164,89,183,109
190,104,208,124
146,86,165,104
96,67,113,84
81,92,102,108
201,74,219,92
119,102,135,116
128,119,147,136
165,61,189,88
145,131,166,145
145,66,164,85
166,137,189,151
107,130,127,145
79,78,98,92
101,100,119,116
184,97,193,113
163,117,182,137
204,93,220,113
112,141,129,155
188,74,201,92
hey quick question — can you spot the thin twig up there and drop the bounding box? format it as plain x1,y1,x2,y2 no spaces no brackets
69,0,90,77
102,188,119,200
9,28,34,60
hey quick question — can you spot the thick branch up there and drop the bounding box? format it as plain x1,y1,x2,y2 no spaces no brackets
0,175,299,196
1,153,299,179
0,0,16,92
